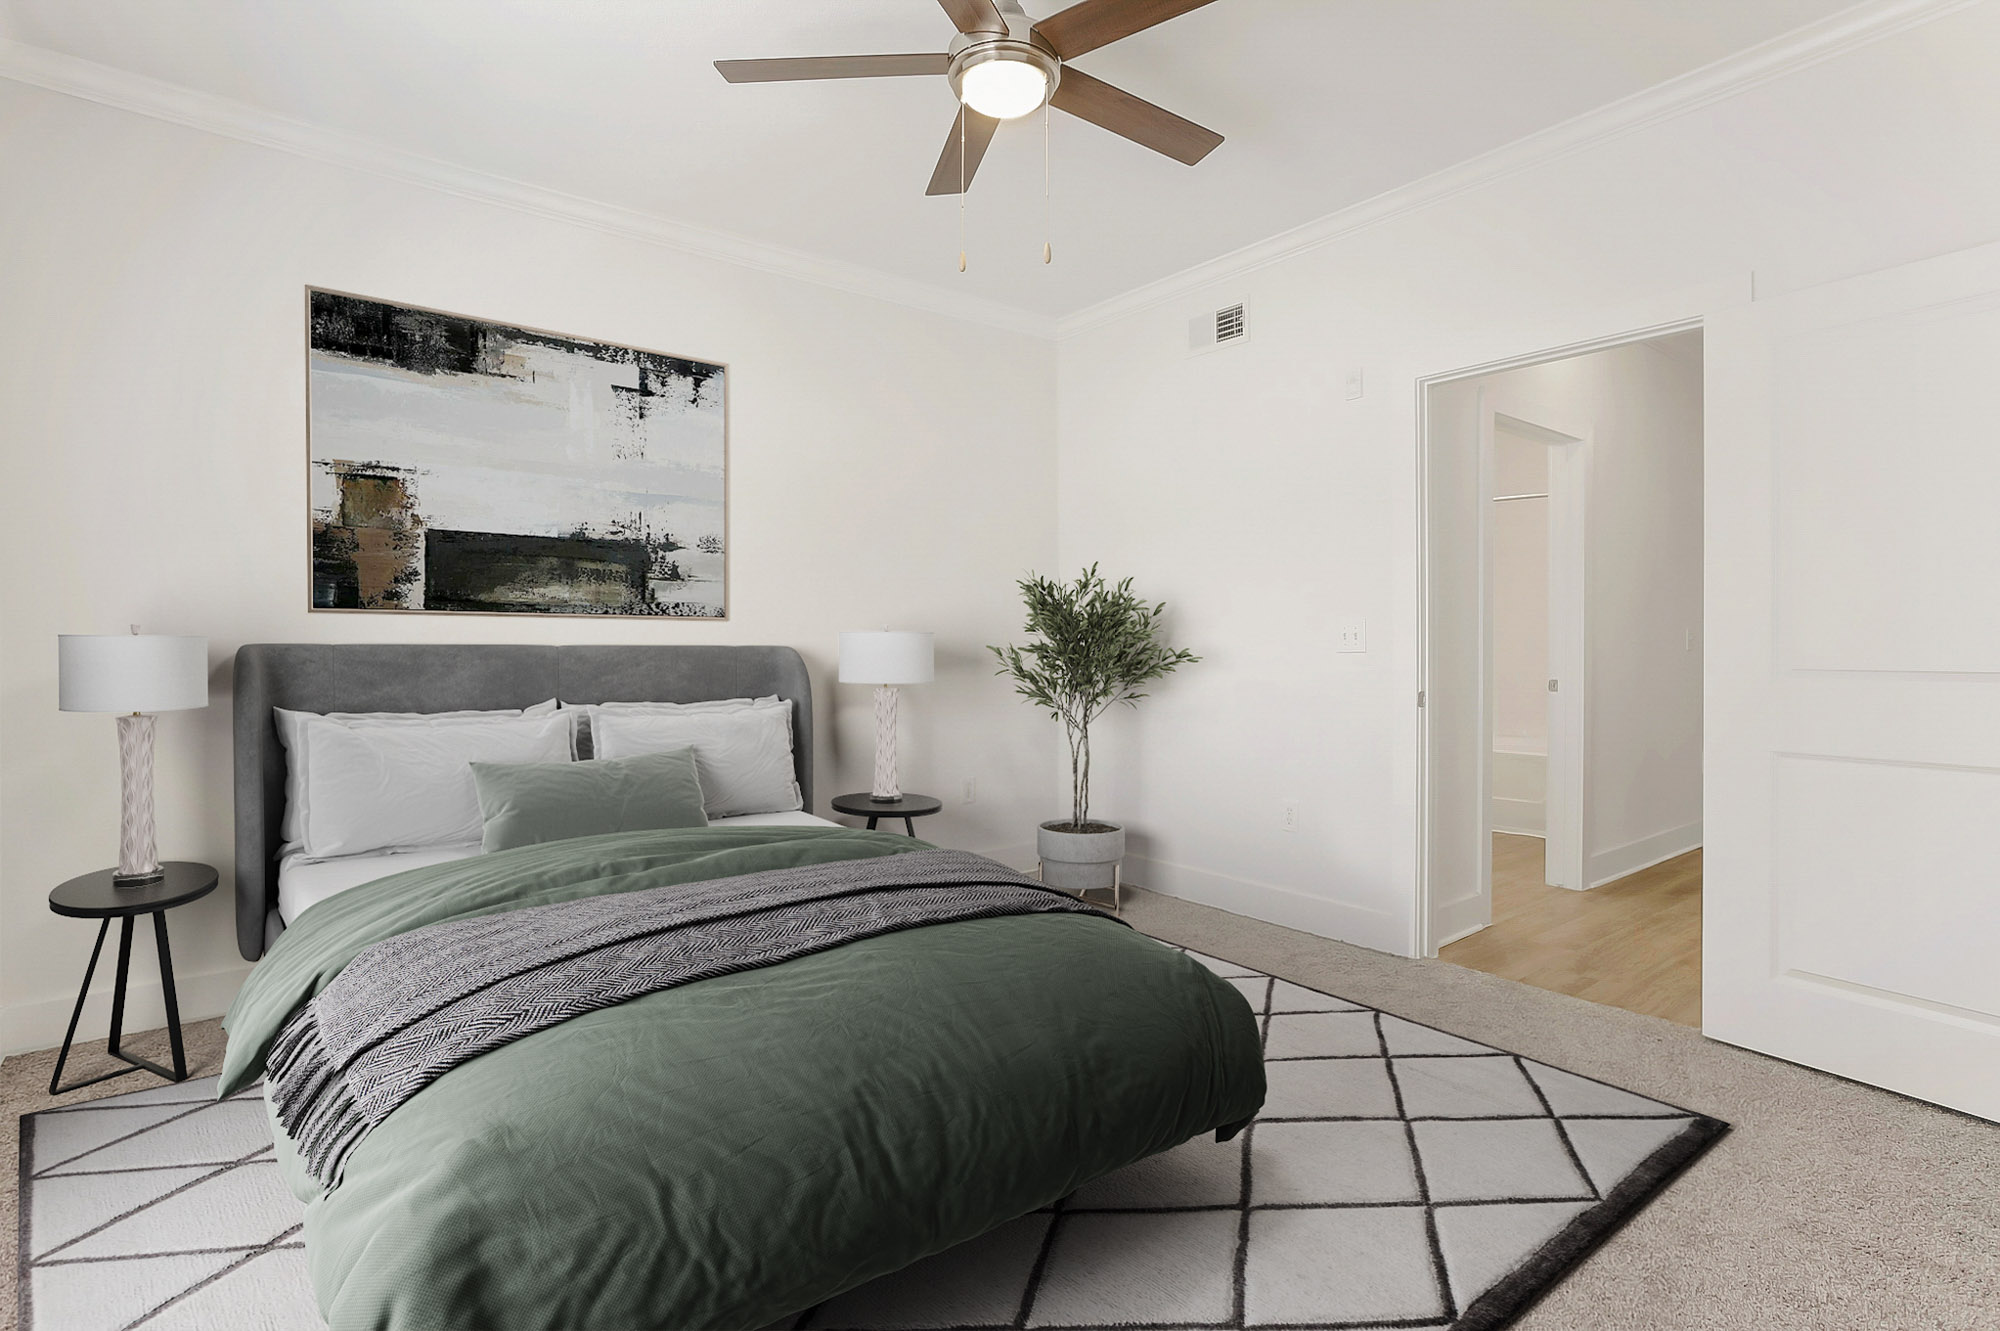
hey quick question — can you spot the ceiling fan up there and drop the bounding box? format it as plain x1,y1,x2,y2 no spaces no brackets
715,0,1224,196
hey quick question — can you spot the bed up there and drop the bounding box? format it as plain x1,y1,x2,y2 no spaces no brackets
223,643,1267,1330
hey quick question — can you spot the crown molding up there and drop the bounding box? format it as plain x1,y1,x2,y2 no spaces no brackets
3,0,1969,345
0,36,1059,341
1054,0,1979,340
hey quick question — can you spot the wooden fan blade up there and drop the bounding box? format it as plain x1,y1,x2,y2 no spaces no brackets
1032,0,1218,59
1049,67,1221,164
938,0,1007,36
925,106,1003,195
714,54,948,83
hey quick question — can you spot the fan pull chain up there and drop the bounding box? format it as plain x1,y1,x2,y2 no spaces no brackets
1042,96,1053,264
958,105,968,273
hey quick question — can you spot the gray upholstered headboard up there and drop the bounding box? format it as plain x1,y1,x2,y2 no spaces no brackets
232,643,814,961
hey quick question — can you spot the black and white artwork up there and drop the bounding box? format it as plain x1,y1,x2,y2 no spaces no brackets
307,290,726,618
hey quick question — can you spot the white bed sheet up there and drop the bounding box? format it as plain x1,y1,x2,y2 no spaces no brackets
275,811,840,924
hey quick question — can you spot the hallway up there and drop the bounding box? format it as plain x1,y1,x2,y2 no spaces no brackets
1440,833,1701,1026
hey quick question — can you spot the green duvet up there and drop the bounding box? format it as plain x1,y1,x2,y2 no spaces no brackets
221,827,1266,1331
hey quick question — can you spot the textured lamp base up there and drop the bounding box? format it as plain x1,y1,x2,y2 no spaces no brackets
114,713,163,886
871,684,902,802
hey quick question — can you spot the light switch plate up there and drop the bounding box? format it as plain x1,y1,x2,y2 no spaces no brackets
1344,368,1364,400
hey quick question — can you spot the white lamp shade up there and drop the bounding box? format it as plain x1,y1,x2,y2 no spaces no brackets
58,635,210,713
839,631,934,685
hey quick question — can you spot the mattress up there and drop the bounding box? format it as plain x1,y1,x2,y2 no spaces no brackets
275,811,840,923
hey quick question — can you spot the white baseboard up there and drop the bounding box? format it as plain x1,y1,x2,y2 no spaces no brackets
1490,796,1546,838
0,965,252,1059
1122,855,1411,957
1588,821,1702,889
1433,918,1491,949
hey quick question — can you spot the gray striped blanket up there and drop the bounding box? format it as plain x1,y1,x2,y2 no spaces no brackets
266,848,1113,1187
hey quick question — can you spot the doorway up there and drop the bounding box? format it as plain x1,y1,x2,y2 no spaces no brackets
1419,328,1704,1026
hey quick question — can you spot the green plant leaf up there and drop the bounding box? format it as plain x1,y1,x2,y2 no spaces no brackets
987,565,1199,825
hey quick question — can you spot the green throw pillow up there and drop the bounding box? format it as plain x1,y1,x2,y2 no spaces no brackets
471,748,709,853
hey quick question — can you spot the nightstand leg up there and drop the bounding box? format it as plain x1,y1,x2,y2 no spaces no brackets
865,815,880,831
105,916,134,1059
903,817,916,836
49,919,112,1095
154,911,187,1080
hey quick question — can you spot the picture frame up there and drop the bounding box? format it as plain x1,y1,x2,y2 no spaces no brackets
306,288,728,619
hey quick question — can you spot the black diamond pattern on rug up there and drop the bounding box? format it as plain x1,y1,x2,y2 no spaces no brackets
16,947,1725,1331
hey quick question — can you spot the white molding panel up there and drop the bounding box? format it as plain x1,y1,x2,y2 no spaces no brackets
1705,237,2000,1121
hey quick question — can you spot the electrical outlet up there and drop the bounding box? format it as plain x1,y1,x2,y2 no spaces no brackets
1344,368,1364,400
1338,621,1366,653
1281,801,1299,832
961,777,977,805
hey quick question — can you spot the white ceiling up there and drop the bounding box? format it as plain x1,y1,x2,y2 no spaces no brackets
2,0,1864,320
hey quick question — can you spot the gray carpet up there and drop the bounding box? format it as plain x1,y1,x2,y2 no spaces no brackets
1116,890,2000,1331
17,946,1722,1331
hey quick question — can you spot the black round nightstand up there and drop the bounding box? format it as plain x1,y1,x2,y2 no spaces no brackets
831,792,944,837
47,861,217,1095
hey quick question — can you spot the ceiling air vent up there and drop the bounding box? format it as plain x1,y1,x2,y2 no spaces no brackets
1188,300,1249,354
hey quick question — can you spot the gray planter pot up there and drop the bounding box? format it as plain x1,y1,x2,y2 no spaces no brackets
1037,820,1125,894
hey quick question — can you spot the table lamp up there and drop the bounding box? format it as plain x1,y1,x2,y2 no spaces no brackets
58,632,209,885
838,631,934,802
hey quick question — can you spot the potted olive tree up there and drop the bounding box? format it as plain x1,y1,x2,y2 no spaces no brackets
991,565,1198,896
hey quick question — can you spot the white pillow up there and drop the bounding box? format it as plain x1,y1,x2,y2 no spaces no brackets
590,697,771,713
566,696,773,759
298,711,573,860
590,702,800,818
275,701,558,848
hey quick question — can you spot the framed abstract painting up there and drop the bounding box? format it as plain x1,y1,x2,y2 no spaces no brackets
306,289,727,618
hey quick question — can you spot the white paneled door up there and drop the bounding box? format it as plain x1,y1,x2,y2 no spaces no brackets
1705,241,2000,1120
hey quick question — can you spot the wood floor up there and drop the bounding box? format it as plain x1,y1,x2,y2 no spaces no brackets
1439,833,1702,1026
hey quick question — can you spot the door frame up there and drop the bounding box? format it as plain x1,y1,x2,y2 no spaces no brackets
1415,317,1701,956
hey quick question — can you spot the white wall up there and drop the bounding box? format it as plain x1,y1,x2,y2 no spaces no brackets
1488,426,1550,841
5,2,1998,1046
1472,338,1706,883
1489,427,1550,752
1056,1,2000,955
0,81,1060,1054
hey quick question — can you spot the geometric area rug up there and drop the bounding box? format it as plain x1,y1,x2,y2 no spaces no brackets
18,947,1726,1331
17,1077,309,1331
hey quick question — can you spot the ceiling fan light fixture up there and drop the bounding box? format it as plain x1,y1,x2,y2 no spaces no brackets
717,0,1227,198
957,55,1049,119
